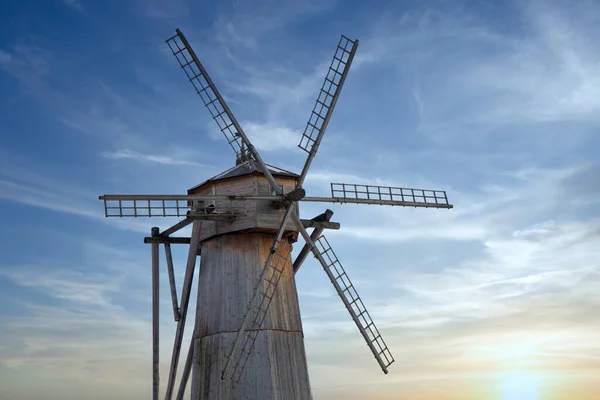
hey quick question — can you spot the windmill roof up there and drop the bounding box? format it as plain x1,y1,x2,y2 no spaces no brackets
188,160,299,192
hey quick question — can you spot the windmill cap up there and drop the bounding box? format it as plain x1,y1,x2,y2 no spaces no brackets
187,160,298,192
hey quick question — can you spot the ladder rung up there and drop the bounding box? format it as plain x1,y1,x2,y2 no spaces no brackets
307,122,319,130
324,77,339,86
333,55,346,65
213,111,227,120
319,89,333,98
311,111,326,120
196,86,210,95
342,284,354,293
172,46,186,56
205,96,219,107
315,99,330,110
328,67,342,76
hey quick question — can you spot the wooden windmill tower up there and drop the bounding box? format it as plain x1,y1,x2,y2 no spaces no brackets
99,29,453,400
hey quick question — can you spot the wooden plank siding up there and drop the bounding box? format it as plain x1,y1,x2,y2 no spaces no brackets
191,233,311,399
189,175,301,242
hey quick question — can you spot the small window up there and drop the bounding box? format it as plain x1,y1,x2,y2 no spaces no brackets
270,183,284,196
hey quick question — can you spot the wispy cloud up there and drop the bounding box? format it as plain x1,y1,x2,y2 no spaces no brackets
0,160,169,234
101,149,205,167
357,1,600,133
213,0,337,51
0,237,196,398
62,0,83,12
243,121,300,151
0,49,12,63
3,1,600,399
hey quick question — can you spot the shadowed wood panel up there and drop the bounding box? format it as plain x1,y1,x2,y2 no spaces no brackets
192,332,311,400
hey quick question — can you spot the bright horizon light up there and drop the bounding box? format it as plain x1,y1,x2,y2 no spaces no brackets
500,371,541,400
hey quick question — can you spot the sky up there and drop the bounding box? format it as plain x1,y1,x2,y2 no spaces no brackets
0,0,599,399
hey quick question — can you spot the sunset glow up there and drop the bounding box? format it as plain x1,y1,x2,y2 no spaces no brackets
500,371,541,400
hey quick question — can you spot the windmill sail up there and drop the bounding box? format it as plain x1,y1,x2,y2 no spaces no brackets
298,35,358,183
312,235,394,373
327,183,452,208
299,35,358,155
166,29,248,159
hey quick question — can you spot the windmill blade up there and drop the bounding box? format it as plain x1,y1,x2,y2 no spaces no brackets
290,211,395,374
298,35,359,184
221,205,295,382
99,194,281,218
301,182,453,209
166,29,248,159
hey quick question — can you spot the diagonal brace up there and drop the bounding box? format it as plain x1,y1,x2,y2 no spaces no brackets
293,209,334,273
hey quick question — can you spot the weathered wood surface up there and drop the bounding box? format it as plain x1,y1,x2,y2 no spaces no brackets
191,233,312,400
190,175,301,242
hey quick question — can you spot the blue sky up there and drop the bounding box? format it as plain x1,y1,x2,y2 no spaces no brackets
1,0,599,399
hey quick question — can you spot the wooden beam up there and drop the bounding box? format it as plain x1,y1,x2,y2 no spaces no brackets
151,227,160,400
299,218,339,230
294,210,334,274
164,221,202,400
187,213,237,222
161,218,193,237
175,321,197,400
144,237,192,244
164,243,181,322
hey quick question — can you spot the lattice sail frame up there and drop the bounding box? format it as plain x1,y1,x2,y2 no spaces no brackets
102,198,248,218
313,236,394,372
331,182,450,208
299,35,358,153
166,30,246,158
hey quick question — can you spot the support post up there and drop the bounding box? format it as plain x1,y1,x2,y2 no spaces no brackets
164,221,202,400
164,243,181,322
151,226,160,400
293,210,333,274
175,321,198,400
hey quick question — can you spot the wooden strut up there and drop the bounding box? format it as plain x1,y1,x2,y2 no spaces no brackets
151,227,160,400
175,319,198,399
164,243,181,322
161,218,193,237
144,237,195,245
164,221,202,400
293,210,334,274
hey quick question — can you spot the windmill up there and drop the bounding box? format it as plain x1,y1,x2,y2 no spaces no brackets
99,28,453,400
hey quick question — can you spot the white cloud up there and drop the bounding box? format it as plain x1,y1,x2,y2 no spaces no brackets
243,121,300,151
101,149,205,167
